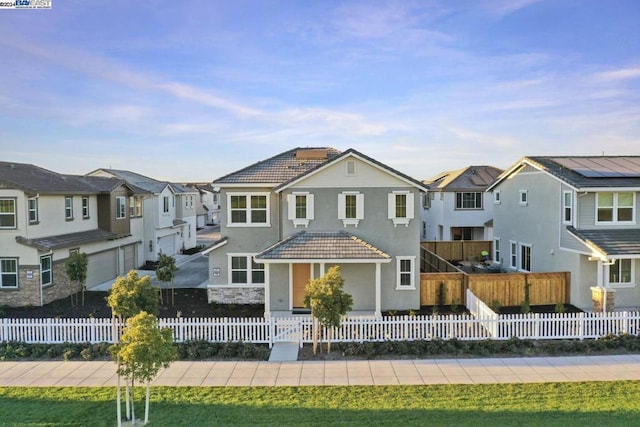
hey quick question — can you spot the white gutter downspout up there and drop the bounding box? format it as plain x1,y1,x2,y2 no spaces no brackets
375,263,382,318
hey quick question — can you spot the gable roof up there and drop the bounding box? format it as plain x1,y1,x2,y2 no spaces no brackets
255,231,391,262
89,168,194,194
424,166,503,192
274,148,429,192
488,156,640,191
567,226,640,258
213,147,342,186
0,161,132,195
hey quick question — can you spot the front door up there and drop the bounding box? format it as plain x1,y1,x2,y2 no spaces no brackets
292,263,311,309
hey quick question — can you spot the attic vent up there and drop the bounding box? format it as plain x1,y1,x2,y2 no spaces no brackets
295,149,328,160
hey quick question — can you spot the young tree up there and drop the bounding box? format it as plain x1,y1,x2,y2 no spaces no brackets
156,252,178,306
111,311,176,425
106,270,159,425
304,266,353,354
65,252,88,306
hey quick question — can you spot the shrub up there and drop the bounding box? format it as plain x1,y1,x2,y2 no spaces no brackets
554,303,567,313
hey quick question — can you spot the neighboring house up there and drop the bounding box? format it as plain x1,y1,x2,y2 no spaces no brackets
0,162,146,307
183,182,220,227
87,169,198,262
421,166,502,242
488,156,640,311
205,147,428,317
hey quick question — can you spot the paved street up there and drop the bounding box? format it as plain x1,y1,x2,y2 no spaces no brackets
2,354,640,387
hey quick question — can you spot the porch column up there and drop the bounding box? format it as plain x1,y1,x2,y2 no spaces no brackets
375,262,381,318
264,264,271,318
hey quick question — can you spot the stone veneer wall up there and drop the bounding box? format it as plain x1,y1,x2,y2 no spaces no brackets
591,286,615,312
208,287,265,304
0,261,76,308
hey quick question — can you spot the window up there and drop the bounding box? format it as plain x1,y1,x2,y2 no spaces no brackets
519,244,531,272
0,198,16,228
116,197,126,219
597,192,635,223
129,196,143,217
163,196,169,213
338,192,364,226
227,193,270,226
396,256,416,289
451,227,473,240
65,196,73,220
345,160,357,176
422,193,430,209
456,192,482,209
519,190,528,206
287,192,314,227
609,259,632,285
494,190,501,204
28,197,38,223
229,255,265,285
388,191,414,226
494,238,501,264
40,255,52,287
422,221,427,239
563,191,573,224
509,241,517,269
0,258,18,288
82,197,90,219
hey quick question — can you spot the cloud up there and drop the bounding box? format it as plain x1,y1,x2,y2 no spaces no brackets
591,67,640,83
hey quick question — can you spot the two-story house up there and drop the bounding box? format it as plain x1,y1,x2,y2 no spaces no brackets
421,166,502,241
88,169,198,262
183,182,221,228
0,162,146,307
488,156,640,311
205,147,428,317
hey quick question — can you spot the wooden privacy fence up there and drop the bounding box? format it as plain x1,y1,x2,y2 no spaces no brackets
422,241,492,262
2,311,640,345
420,271,570,306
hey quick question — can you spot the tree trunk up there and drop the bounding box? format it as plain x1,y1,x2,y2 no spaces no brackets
144,380,150,424
327,328,332,354
312,313,318,355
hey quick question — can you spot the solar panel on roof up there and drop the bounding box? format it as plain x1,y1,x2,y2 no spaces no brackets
551,157,640,178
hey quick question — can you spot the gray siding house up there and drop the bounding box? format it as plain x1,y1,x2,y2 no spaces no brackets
488,156,640,311
205,147,428,317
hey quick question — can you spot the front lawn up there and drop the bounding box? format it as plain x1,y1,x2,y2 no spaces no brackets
1,382,639,426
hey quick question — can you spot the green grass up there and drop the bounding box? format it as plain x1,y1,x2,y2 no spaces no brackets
1,382,640,426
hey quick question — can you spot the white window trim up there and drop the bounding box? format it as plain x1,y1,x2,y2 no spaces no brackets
28,197,39,224
509,241,517,270
65,196,74,220
0,198,17,229
227,253,265,286
422,193,430,209
519,190,528,207
396,256,416,290
116,197,126,219
40,255,52,287
493,190,501,205
345,160,357,176
388,191,414,227
562,191,573,224
227,192,271,227
455,192,483,210
595,192,636,225
0,258,18,289
338,191,364,227
518,243,532,272
287,192,314,228
493,238,501,265
163,196,170,214
607,259,635,289
82,196,90,219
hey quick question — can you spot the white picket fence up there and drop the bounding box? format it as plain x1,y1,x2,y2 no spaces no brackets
2,309,640,346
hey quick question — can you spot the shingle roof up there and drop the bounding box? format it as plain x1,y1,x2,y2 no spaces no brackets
567,226,640,257
255,231,391,261
93,168,196,194
424,166,503,191
15,229,122,251
526,157,640,189
214,147,342,185
0,162,93,194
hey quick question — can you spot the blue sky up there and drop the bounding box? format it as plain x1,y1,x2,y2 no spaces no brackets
1,0,639,182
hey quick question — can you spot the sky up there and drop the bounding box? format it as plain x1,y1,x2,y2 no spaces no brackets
1,0,639,182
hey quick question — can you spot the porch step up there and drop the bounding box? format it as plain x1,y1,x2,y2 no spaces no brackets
269,342,299,362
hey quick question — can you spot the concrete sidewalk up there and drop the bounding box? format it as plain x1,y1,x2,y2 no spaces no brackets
2,354,640,387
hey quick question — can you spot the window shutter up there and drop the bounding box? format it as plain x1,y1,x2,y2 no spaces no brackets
406,193,414,219
356,193,364,219
307,194,314,220
287,194,295,220
337,193,346,220
388,193,396,219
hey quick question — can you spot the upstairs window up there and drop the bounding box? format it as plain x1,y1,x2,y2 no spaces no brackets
82,197,90,219
163,196,170,213
338,192,364,227
493,190,501,204
609,259,632,285
388,191,414,227
65,196,74,220
519,190,528,206
456,192,482,209
116,197,126,219
129,196,143,217
228,193,270,226
422,193,431,209
0,198,16,229
563,191,573,224
28,197,39,224
597,192,635,224
287,192,314,227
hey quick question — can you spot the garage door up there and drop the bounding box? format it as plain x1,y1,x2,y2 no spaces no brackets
158,234,175,256
123,244,136,273
86,249,117,288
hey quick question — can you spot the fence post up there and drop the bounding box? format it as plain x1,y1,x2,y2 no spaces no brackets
268,316,274,348
579,312,584,340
